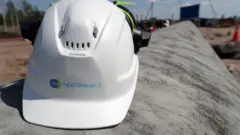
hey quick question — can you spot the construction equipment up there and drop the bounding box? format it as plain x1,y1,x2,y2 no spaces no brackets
145,2,153,20
208,0,217,19
20,0,151,129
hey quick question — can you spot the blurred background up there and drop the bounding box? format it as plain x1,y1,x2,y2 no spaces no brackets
1,0,240,37
0,0,240,84
0,0,44,37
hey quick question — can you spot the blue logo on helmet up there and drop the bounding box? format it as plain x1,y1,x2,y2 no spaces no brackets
49,79,101,89
49,79,61,88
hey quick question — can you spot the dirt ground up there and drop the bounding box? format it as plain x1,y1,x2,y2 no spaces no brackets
0,38,32,85
199,27,240,84
199,27,235,45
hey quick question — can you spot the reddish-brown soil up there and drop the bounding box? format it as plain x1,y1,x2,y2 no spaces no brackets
0,38,32,84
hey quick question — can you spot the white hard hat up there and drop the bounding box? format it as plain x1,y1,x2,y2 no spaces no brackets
22,0,151,129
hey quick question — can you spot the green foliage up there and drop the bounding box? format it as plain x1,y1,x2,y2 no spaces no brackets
1,0,44,26
0,0,44,37
19,0,44,20
0,14,3,25
0,31,21,37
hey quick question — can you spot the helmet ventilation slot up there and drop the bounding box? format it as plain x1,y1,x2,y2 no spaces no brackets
64,41,91,50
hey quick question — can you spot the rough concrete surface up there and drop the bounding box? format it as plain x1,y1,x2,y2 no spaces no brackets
1,21,240,135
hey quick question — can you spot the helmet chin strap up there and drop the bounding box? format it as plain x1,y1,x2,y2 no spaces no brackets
113,1,151,54
115,0,132,6
49,3,55,7
113,1,135,31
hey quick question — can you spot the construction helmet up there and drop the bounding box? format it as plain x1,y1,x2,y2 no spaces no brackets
22,0,151,129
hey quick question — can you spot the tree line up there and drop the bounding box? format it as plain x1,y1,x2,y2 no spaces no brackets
0,0,44,27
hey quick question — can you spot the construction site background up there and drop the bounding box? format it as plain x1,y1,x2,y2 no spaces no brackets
186,17,240,28
1,0,240,37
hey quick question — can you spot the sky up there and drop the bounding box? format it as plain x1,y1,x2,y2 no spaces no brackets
1,0,240,19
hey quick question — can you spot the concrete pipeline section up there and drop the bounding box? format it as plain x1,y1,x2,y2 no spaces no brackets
0,21,240,135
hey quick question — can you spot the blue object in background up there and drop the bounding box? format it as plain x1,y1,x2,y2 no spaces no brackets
180,4,200,21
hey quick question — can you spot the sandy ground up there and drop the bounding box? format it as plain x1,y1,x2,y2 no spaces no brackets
199,27,240,84
0,21,240,135
0,38,32,85
199,27,235,45
223,59,240,84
